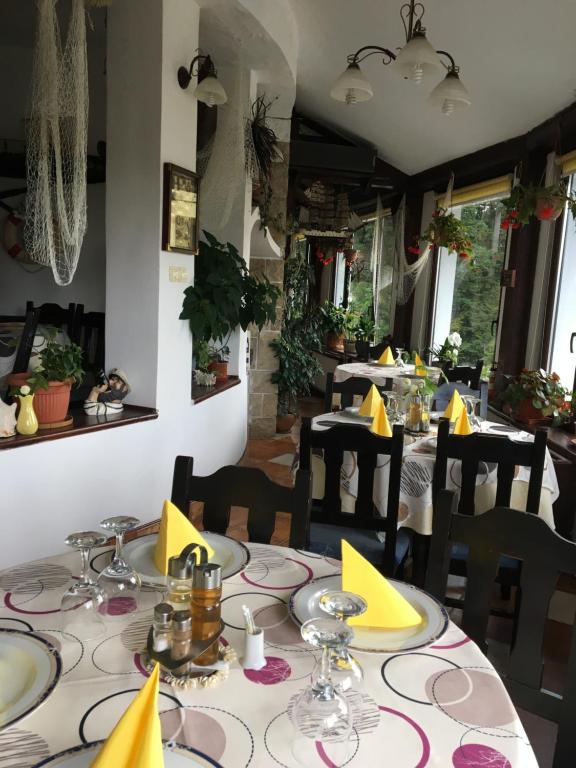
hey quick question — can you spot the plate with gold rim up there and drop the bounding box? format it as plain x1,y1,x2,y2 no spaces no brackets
289,574,448,653
33,741,223,767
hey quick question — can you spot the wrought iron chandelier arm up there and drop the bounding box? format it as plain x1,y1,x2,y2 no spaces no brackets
186,53,212,77
348,46,397,66
435,50,458,72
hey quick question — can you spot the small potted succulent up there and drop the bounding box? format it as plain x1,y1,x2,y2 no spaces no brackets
193,340,216,388
500,368,570,425
319,301,347,352
207,343,230,385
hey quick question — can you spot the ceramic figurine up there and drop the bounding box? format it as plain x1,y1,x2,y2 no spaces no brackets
84,368,131,415
0,398,17,438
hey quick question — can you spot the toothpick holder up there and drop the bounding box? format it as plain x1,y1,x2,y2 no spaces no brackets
242,628,266,670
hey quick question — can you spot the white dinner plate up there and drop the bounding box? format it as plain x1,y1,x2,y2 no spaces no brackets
343,407,372,422
429,411,443,423
367,361,397,368
33,741,223,767
0,629,62,731
289,574,448,653
124,532,250,587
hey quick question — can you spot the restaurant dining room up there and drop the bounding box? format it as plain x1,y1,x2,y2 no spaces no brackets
1,0,576,766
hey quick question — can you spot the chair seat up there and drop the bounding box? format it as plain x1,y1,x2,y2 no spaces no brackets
451,542,520,571
308,523,411,570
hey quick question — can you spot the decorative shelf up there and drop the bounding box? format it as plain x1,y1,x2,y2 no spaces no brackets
192,375,241,404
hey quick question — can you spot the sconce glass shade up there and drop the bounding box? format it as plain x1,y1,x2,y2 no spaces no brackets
429,70,471,115
194,75,227,107
330,63,374,104
392,31,444,84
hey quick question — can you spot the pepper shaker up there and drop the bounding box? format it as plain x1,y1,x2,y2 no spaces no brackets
171,610,192,677
152,602,173,653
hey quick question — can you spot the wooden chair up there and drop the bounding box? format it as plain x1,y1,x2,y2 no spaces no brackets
445,359,483,389
7,307,40,375
432,380,488,420
171,456,312,550
323,372,393,412
25,301,84,344
299,416,410,575
426,489,576,768
80,311,105,373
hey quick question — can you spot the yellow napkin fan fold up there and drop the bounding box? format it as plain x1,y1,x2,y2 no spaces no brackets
90,664,164,768
371,399,392,437
454,408,473,435
153,499,215,575
414,353,423,367
443,389,465,422
341,540,422,630
378,346,395,365
358,384,382,418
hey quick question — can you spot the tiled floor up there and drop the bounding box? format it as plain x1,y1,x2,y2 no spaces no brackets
207,394,569,767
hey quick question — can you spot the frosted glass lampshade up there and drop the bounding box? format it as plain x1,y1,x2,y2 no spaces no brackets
194,75,227,107
393,31,444,84
330,63,374,104
429,70,471,115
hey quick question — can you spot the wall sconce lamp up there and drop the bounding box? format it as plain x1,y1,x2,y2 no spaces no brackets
177,53,227,107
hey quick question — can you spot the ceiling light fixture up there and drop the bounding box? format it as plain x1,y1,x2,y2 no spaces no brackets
330,0,470,115
177,53,227,108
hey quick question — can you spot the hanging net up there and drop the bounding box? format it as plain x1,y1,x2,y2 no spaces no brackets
393,195,431,306
25,0,88,286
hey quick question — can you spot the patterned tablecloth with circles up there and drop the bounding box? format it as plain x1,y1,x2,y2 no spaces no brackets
333,362,444,387
0,542,538,767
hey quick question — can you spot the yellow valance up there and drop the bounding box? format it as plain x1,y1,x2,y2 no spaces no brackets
436,175,512,207
557,150,576,177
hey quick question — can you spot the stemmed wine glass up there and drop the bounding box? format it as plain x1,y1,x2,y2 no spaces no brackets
395,347,406,368
463,395,482,430
60,531,107,640
97,516,141,618
382,391,403,425
290,617,354,765
318,590,367,693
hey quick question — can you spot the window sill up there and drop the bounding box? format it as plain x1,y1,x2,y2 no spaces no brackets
0,404,158,451
192,375,241,404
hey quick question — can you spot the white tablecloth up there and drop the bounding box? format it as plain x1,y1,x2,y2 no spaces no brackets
0,542,538,767
312,413,558,535
334,362,443,388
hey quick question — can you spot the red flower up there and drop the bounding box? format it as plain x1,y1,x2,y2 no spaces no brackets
501,219,510,231
538,205,554,220
458,252,470,260
511,222,521,230
509,210,519,218
407,246,421,255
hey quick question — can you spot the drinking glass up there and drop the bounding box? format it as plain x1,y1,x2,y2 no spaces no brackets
97,516,141,618
60,531,107,640
290,617,354,765
382,391,403,424
318,590,367,693
463,395,482,429
394,347,405,368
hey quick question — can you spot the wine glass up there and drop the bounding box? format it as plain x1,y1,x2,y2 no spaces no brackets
382,391,403,424
97,516,141,618
395,347,405,368
464,395,482,429
290,617,354,765
318,590,367,693
60,531,107,640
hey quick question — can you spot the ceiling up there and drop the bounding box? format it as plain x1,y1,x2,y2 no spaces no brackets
290,0,576,175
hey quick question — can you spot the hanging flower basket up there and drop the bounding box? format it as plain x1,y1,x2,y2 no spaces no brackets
535,194,565,222
501,182,576,229
421,208,473,260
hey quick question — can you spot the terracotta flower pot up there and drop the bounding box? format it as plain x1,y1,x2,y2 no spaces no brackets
33,381,72,425
276,413,296,434
326,332,344,352
208,361,228,384
516,398,543,424
535,195,565,222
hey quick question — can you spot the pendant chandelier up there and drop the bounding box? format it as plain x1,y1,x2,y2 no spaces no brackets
330,0,470,116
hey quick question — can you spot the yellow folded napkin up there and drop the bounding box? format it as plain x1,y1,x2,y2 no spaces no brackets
341,540,421,630
414,353,423,367
454,408,473,435
371,399,392,437
358,384,382,418
90,663,164,768
443,390,465,422
378,346,395,365
415,364,427,377
153,499,215,575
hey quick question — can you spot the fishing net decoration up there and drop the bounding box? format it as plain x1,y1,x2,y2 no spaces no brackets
25,0,88,286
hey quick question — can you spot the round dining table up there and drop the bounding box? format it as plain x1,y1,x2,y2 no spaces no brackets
333,361,443,388
0,541,538,767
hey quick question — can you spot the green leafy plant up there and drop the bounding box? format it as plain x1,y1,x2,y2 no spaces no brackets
422,208,473,259
350,313,375,342
431,331,462,366
208,343,230,363
500,368,571,421
180,231,280,349
319,301,347,335
27,337,84,391
194,340,211,372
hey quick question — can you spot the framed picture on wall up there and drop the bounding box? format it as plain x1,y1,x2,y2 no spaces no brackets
162,163,199,254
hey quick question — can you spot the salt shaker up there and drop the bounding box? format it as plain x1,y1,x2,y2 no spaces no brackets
152,602,173,653
191,563,222,667
171,610,192,677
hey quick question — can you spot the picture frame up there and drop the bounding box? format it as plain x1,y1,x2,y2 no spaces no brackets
162,163,199,254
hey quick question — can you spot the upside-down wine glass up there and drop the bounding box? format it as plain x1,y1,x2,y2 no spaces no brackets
394,347,406,368
97,516,142,618
60,531,108,640
318,590,367,693
290,617,354,766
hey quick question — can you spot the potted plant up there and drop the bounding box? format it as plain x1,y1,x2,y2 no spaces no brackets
343,311,359,357
180,231,280,383
352,314,376,361
500,369,570,424
207,343,230,384
501,182,576,230
421,208,473,260
319,301,347,352
11,337,85,425
192,340,216,388
430,331,462,369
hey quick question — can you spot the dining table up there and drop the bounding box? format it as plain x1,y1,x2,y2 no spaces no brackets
0,539,539,767
333,361,444,389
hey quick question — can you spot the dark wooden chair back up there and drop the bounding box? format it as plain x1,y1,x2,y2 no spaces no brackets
299,416,404,574
26,301,84,344
433,418,547,516
80,311,105,372
426,489,576,768
171,456,311,550
323,372,393,412
445,359,483,389
370,337,398,361
8,308,40,375
432,380,488,419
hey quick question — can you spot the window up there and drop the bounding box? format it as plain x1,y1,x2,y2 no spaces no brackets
348,214,395,338
431,197,508,367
